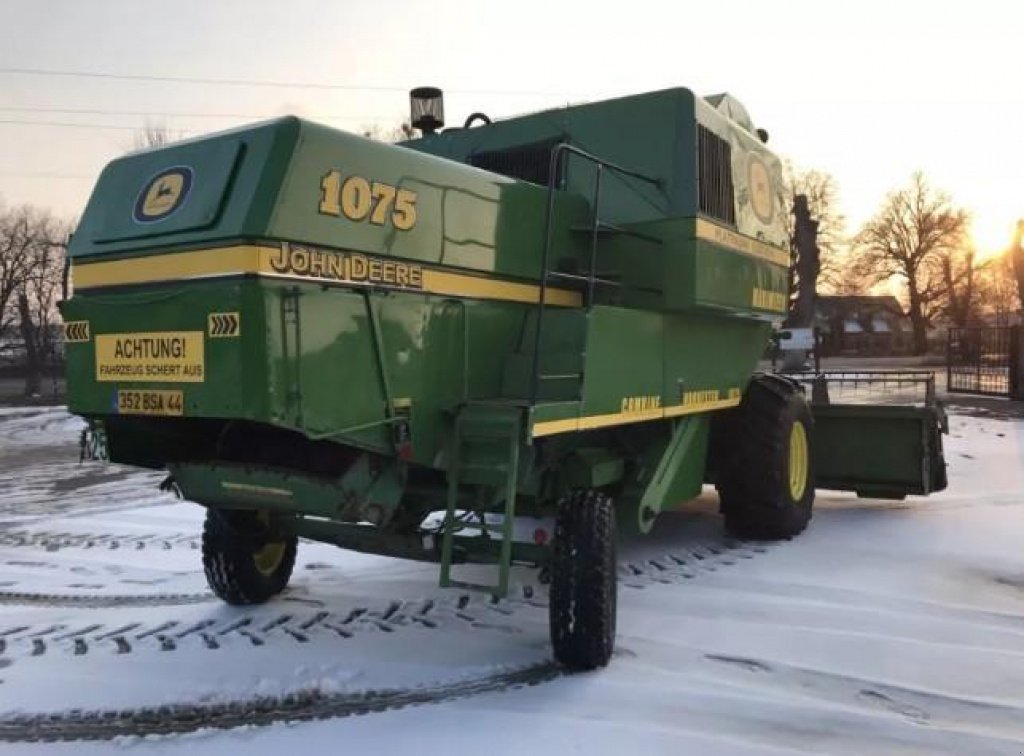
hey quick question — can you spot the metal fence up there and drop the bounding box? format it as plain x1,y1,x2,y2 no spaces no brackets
947,326,1020,398
780,370,937,406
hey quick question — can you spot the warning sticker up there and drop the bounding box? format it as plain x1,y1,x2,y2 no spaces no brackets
95,331,204,383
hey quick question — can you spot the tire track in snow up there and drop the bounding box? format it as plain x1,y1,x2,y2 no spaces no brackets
0,590,213,609
0,589,546,660
0,534,772,661
0,660,562,742
617,537,774,588
0,530,199,551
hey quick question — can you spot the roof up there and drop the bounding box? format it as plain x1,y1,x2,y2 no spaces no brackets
816,295,906,318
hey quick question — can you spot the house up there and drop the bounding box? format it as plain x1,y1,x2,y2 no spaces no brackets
814,295,911,356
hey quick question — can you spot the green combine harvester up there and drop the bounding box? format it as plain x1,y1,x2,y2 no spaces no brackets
61,86,947,669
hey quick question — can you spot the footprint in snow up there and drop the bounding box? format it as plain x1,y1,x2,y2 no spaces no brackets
859,689,930,724
704,654,772,674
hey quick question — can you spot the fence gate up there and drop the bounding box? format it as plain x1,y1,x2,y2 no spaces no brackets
947,326,1020,397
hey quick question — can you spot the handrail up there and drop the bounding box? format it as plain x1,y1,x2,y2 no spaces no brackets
529,143,662,405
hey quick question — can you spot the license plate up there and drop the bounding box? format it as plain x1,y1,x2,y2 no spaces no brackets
116,390,184,417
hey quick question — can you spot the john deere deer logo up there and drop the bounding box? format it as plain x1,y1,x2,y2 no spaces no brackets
133,166,193,223
747,155,774,225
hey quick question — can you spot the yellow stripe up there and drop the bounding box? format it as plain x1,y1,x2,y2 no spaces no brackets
752,287,787,313
71,245,582,307
73,245,266,289
695,219,790,267
532,395,741,438
421,269,579,307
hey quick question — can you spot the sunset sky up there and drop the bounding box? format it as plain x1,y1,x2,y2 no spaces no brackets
1,0,1020,257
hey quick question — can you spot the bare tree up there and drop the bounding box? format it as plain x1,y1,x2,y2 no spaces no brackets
361,123,415,143
0,202,69,395
975,250,1020,326
829,263,873,296
938,244,983,328
853,172,969,354
781,162,848,293
129,121,182,152
20,229,68,395
787,194,819,328
0,203,39,343
1013,220,1024,315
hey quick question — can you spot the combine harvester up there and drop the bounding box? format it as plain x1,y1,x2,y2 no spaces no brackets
61,86,947,669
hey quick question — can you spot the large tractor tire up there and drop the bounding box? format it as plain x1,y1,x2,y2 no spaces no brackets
715,374,815,540
202,510,297,605
549,489,617,670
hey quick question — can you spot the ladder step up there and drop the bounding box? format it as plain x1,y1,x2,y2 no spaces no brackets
443,577,504,594
538,373,582,381
569,223,661,244
458,462,510,474
545,271,623,288
459,430,516,441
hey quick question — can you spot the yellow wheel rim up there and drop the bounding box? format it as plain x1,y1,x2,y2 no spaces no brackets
253,541,286,577
788,422,809,501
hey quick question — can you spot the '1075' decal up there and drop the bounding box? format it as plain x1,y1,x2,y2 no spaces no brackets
319,170,417,230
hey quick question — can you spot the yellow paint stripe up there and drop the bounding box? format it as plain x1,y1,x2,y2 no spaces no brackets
72,245,582,308
695,219,790,267
73,246,266,289
663,396,742,418
421,269,579,307
532,395,741,438
220,481,294,499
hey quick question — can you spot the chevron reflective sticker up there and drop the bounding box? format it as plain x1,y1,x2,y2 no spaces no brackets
64,321,90,342
207,312,240,338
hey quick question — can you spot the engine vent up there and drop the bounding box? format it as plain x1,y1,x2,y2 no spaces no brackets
470,139,563,186
697,125,736,225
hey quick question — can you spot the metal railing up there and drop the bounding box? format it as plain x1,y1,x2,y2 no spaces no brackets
779,370,938,406
529,143,662,405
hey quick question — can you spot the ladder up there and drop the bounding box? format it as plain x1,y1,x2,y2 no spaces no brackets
439,404,521,596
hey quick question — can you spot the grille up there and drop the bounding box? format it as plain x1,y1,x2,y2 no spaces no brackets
697,125,736,225
470,139,563,186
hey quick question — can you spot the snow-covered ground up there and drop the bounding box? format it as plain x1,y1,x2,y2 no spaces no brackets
0,405,1022,754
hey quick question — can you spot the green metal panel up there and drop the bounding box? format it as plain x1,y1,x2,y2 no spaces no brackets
812,404,948,497
170,455,404,525
70,118,591,289
662,312,771,401
582,307,663,414
70,118,301,257
61,280,258,419
405,88,693,223
270,122,588,280
636,416,709,533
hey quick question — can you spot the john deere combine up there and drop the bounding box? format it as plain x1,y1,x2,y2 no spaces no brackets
61,87,947,669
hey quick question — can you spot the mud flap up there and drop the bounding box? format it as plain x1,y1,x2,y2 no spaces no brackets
811,404,948,499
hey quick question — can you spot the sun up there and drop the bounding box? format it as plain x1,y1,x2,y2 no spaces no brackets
971,215,1017,261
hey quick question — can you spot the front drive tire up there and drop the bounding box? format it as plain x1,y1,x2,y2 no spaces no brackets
549,489,617,670
202,510,297,605
715,375,815,540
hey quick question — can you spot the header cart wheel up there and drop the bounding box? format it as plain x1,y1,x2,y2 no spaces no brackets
716,375,815,540
202,510,297,605
549,489,617,670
